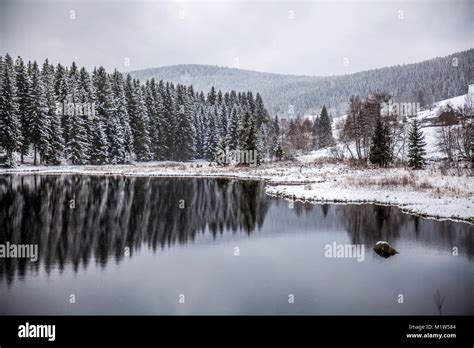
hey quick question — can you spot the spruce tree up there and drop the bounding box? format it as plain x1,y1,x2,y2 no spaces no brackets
369,115,390,167
42,59,63,164
217,102,228,138
65,64,89,164
65,62,82,158
78,66,95,159
88,68,106,165
186,85,198,158
28,61,49,165
318,105,334,148
217,89,223,106
407,118,427,169
174,85,194,161
215,136,229,166
207,86,217,106
161,83,176,159
124,74,134,120
95,67,125,164
152,80,169,160
204,108,219,160
129,82,151,161
224,91,230,109
254,93,269,129
193,105,206,159
54,63,66,99
89,115,109,164
0,54,21,167
110,75,132,162
227,106,240,150
15,56,30,162
67,113,90,164
237,110,260,165
274,142,284,161
246,91,256,116
57,65,71,150
145,79,159,160
229,90,238,108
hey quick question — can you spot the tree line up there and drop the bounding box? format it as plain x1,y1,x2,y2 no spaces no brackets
0,54,282,167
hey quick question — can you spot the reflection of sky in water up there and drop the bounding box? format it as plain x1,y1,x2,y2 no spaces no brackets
0,175,473,315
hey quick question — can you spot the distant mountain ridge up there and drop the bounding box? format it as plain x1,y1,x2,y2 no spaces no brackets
129,49,473,117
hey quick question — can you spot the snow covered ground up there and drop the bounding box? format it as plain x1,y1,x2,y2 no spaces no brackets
417,94,469,121
266,168,473,224
1,160,472,223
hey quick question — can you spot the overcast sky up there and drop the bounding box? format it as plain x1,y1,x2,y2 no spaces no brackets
1,0,472,76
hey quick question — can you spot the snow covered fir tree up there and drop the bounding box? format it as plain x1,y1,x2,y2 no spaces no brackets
0,54,280,168
0,55,21,168
407,118,427,169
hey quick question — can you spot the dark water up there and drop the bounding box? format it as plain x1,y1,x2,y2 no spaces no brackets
0,175,472,315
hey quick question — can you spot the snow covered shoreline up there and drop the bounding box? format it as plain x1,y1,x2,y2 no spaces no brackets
266,183,473,224
1,161,473,224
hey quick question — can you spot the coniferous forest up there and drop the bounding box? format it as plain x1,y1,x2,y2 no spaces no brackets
0,54,281,167
131,49,474,117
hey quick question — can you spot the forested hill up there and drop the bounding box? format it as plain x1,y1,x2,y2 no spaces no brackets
130,49,473,117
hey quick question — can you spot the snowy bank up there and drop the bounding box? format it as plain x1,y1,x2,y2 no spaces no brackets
0,161,472,223
266,180,473,224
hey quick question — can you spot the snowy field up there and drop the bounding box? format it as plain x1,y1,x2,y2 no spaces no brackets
1,160,472,223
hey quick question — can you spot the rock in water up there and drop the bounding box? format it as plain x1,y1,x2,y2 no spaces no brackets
373,241,399,258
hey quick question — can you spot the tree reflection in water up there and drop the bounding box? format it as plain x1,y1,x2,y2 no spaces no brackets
0,175,268,284
0,175,472,286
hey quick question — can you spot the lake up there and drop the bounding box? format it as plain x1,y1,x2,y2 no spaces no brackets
0,175,472,315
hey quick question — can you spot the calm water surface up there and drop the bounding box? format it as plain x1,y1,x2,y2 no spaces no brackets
0,175,472,315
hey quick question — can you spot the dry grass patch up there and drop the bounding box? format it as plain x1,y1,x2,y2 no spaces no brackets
342,172,438,190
